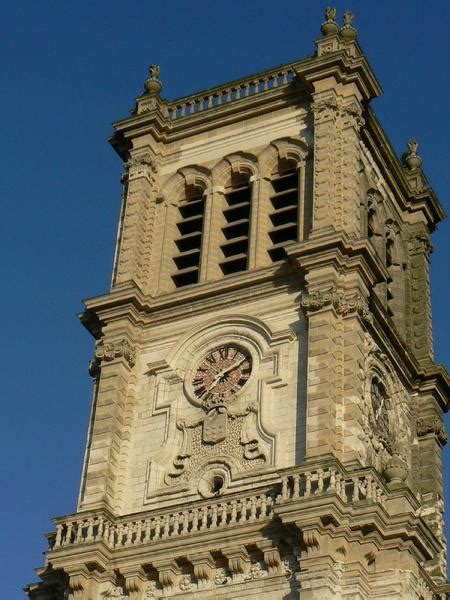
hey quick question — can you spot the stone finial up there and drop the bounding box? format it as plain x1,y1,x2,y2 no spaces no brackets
340,10,357,41
404,139,423,170
144,64,162,95
321,7,339,36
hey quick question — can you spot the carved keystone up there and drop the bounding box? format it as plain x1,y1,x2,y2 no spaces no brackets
222,546,250,582
187,551,215,589
152,559,181,595
257,540,283,575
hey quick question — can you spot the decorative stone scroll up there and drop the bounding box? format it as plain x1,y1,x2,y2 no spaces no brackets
93,339,136,369
300,287,371,322
358,335,411,478
417,416,448,446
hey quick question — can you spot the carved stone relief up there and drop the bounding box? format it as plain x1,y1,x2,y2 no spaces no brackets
357,335,411,477
300,287,372,322
144,317,294,503
165,403,267,495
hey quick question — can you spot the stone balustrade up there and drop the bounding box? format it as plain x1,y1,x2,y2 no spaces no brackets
52,493,275,550
278,464,387,505
166,65,296,121
50,463,388,552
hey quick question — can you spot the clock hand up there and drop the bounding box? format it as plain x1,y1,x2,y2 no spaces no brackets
210,356,247,388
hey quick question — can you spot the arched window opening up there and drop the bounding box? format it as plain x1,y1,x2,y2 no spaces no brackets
268,158,299,262
219,172,252,276
172,186,206,287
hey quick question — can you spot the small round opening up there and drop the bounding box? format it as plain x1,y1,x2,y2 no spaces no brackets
210,475,224,495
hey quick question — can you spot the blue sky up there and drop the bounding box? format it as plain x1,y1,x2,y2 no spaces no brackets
1,2,449,597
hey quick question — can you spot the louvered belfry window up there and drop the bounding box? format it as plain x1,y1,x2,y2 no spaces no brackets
172,188,205,287
219,177,252,276
268,166,299,262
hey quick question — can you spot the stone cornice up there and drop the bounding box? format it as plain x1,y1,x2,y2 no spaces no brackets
110,44,381,159
286,232,389,290
80,264,299,336
362,108,446,229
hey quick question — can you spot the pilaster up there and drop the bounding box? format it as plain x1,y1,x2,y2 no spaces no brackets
78,336,137,513
407,224,434,365
113,145,161,294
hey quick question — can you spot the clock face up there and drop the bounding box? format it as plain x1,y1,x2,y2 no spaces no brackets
192,346,252,406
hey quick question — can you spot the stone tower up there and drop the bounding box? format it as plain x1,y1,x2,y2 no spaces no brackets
27,9,450,600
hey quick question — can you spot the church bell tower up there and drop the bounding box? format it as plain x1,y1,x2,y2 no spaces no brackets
27,9,450,599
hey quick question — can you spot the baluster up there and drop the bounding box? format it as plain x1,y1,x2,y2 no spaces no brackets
143,519,151,543
124,524,132,546
207,95,213,109
305,472,312,498
352,477,360,502
117,524,124,546
335,473,342,497
241,499,248,522
181,511,189,534
281,71,288,85
221,503,227,525
272,74,279,88
260,495,267,518
75,521,83,544
95,516,103,542
201,507,208,530
341,478,348,502
317,469,324,495
86,518,94,542
54,524,63,548
230,500,237,524
134,520,142,544
108,524,115,547
161,515,170,539
263,77,269,91
211,505,218,528
249,497,257,521
329,469,336,492
171,513,179,537
293,474,300,498
154,517,161,539
366,476,373,500
280,476,288,501
103,520,110,543
191,509,199,531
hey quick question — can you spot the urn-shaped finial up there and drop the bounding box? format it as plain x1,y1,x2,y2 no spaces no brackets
321,7,339,36
340,10,357,41
144,64,162,95
404,139,423,170
382,453,408,487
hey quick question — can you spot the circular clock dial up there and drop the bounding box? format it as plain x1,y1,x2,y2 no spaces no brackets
192,346,252,404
